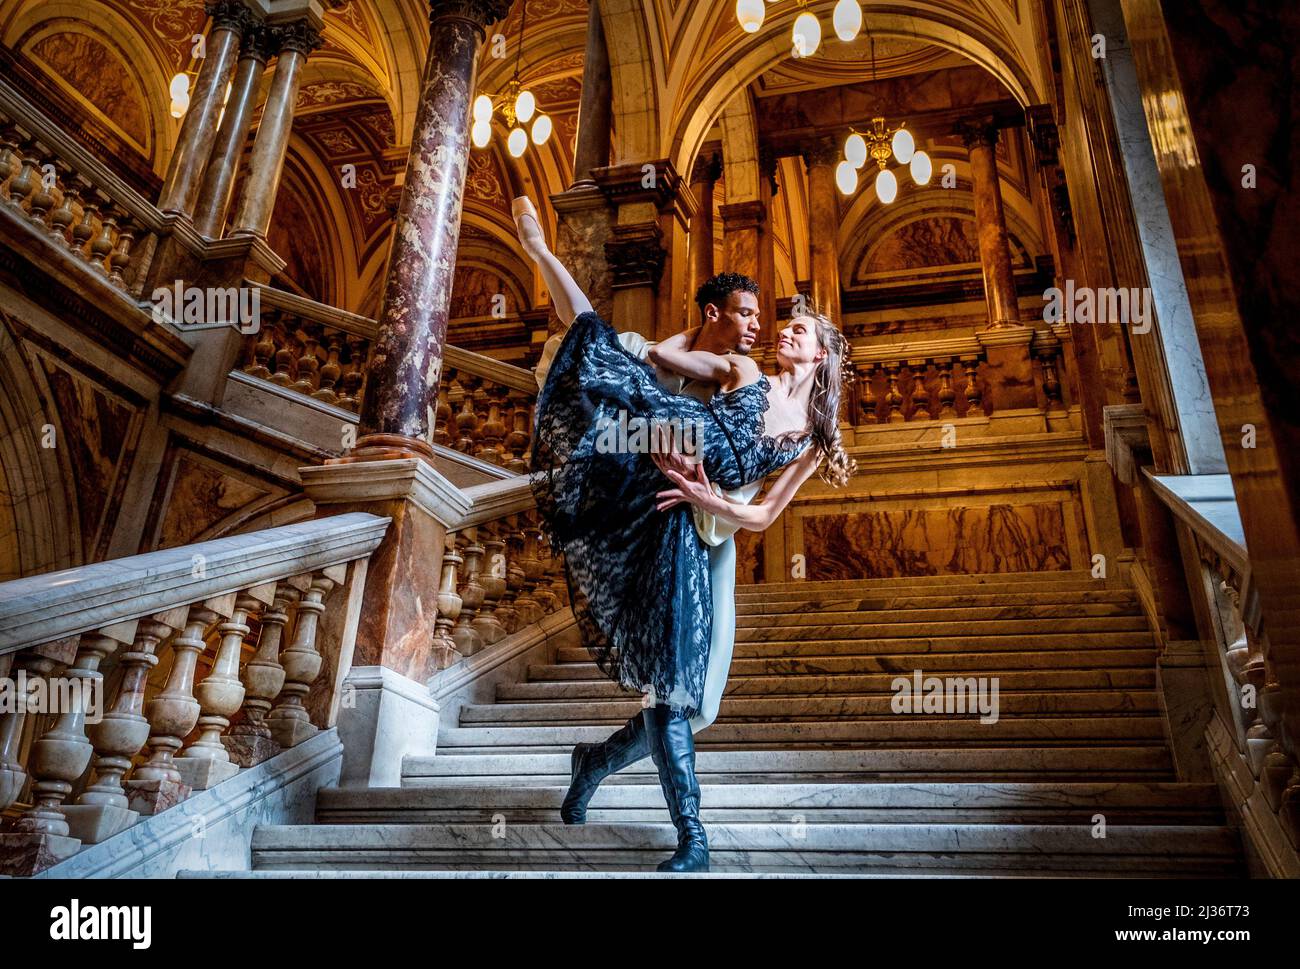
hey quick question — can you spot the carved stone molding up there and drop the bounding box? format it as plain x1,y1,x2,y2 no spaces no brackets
428,0,514,38
603,222,666,291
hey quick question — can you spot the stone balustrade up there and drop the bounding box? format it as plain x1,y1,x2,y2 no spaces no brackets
242,285,537,466
0,75,165,299
427,477,569,669
1145,472,1300,855
0,512,389,876
846,337,991,425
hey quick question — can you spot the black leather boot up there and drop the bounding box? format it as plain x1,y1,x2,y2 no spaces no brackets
560,714,651,823
643,705,709,873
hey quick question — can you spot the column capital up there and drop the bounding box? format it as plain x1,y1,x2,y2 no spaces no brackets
958,119,1001,150
205,0,256,34
1024,104,1060,167
719,198,766,232
592,159,687,212
429,0,513,37
240,23,277,61
800,133,841,169
603,222,666,291
690,149,722,185
271,18,324,57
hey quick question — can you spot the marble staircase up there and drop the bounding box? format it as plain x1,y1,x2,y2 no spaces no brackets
210,570,1245,877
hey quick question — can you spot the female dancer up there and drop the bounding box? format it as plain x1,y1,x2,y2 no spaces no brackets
515,196,855,872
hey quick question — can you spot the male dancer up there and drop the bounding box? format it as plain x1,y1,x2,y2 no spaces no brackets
531,263,764,873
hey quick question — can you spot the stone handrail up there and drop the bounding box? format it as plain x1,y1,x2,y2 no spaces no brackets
0,511,390,875
0,512,390,654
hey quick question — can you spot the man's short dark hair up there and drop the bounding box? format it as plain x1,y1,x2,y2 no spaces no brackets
695,272,760,315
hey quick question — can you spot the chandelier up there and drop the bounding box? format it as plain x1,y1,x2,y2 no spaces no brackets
837,116,932,202
471,0,552,157
735,0,864,56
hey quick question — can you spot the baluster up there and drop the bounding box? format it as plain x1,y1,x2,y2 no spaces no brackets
498,519,527,634
961,356,983,415
0,124,22,197
245,321,276,380
5,137,39,211
338,334,367,412
0,651,64,818
473,523,508,646
451,530,485,656
455,373,482,455
106,208,137,289
533,534,560,614
292,325,321,396
24,147,56,226
431,535,463,669
433,381,453,447
69,179,98,258
908,360,931,421
884,363,905,424
225,579,305,767
312,329,344,405
514,517,544,626
856,364,878,425
936,357,957,418
0,630,128,873
503,391,532,472
477,384,508,465
176,587,275,789
269,315,298,386
127,601,226,814
46,161,76,242
87,195,117,273
548,548,570,608
63,616,181,844
266,568,339,748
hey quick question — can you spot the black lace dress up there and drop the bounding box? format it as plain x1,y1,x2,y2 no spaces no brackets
529,310,812,718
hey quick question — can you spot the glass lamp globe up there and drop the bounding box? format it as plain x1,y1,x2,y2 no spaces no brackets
792,12,821,57
736,0,764,33
844,132,867,168
909,150,933,185
835,160,858,195
471,119,492,148
514,89,536,124
473,94,494,123
531,114,553,145
875,167,898,204
832,0,862,42
507,127,528,157
891,127,915,164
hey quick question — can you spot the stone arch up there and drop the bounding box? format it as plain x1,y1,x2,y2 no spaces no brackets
596,0,660,163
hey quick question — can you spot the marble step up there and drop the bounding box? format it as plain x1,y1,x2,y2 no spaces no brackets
554,634,1154,666
737,590,1139,615
247,821,1240,876
735,603,1141,627
436,717,1166,754
179,869,908,879
458,691,1162,724
314,781,1225,826
533,649,1158,681
735,571,1110,596
400,746,1172,784
736,617,1150,641
495,669,1155,703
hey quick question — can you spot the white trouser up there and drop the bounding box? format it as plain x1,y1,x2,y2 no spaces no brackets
687,535,736,734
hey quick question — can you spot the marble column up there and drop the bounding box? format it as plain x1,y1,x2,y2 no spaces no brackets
803,134,842,323
192,22,273,237
962,122,1022,330
157,0,250,218
353,0,511,456
689,151,721,302
720,198,765,293
570,0,611,188
230,18,322,239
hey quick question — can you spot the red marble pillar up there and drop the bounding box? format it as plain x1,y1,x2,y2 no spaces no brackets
230,19,322,239
354,0,511,458
962,122,1022,330
157,1,250,218
803,135,842,323
570,0,611,188
720,199,765,297
689,151,721,304
192,22,273,237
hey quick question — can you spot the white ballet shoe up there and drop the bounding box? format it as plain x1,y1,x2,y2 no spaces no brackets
512,196,547,259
